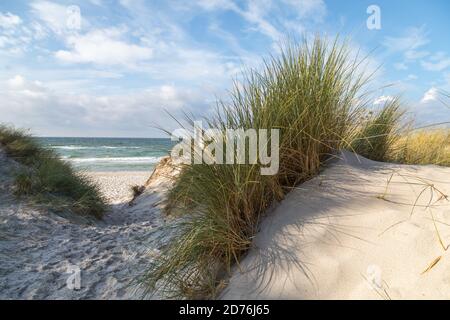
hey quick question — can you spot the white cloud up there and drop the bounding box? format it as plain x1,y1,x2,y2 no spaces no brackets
404,50,429,60
30,1,72,34
192,0,281,41
421,87,439,103
393,62,408,70
89,0,103,5
384,27,450,72
373,95,395,105
238,0,281,41
412,88,450,125
27,21,48,40
55,28,153,67
143,45,243,84
421,59,450,72
5,75,48,99
445,72,450,88
384,26,429,55
421,53,450,72
0,12,30,54
0,76,211,136
30,1,154,68
0,35,17,49
208,23,259,60
282,0,326,21
0,36,7,47
193,0,327,41
194,0,235,11
0,12,22,29
7,75,26,88
111,1,251,81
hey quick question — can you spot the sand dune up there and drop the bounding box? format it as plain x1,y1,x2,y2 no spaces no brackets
3,148,450,299
221,151,450,300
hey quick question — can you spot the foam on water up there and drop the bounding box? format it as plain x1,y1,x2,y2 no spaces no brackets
67,156,163,163
37,137,174,172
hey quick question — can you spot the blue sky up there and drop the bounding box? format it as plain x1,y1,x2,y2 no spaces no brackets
0,0,449,137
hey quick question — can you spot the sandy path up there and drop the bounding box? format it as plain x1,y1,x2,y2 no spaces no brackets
85,171,149,205
222,151,450,300
0,151,172,299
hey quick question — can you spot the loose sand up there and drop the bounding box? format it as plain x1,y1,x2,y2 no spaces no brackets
0,151,175,299
85,171,150,204
221,151,450,300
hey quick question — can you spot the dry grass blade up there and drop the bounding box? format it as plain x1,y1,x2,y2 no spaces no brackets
421,256,442,275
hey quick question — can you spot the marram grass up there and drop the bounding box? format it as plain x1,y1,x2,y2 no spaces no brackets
140,36,403,299
394,129,450,166
0,125,106,219
352,98,405,162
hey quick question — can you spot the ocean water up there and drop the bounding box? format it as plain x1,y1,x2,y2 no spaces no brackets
37,137,175,172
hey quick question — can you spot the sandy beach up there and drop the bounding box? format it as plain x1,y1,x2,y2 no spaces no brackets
86,171,150,204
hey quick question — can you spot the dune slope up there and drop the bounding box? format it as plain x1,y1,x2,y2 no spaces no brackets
221,151,450,300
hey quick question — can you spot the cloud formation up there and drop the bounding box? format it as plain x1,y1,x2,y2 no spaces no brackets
0,12,22,28
0,75,210,137
373,95,395,105
55,28,153,67
0,0,448,137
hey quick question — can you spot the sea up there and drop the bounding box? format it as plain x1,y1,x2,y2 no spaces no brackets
36,137,175,172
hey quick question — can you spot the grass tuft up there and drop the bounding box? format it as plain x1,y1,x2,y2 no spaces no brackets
0,125,106,219
394,129,450,166
352,98,405,162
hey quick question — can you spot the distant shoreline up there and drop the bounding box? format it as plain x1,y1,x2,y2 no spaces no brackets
36,137,174,172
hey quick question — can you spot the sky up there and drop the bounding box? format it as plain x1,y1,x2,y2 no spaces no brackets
0,0,449,137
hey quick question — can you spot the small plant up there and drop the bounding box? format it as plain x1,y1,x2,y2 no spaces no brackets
131,185,145,198
129,184,145,206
